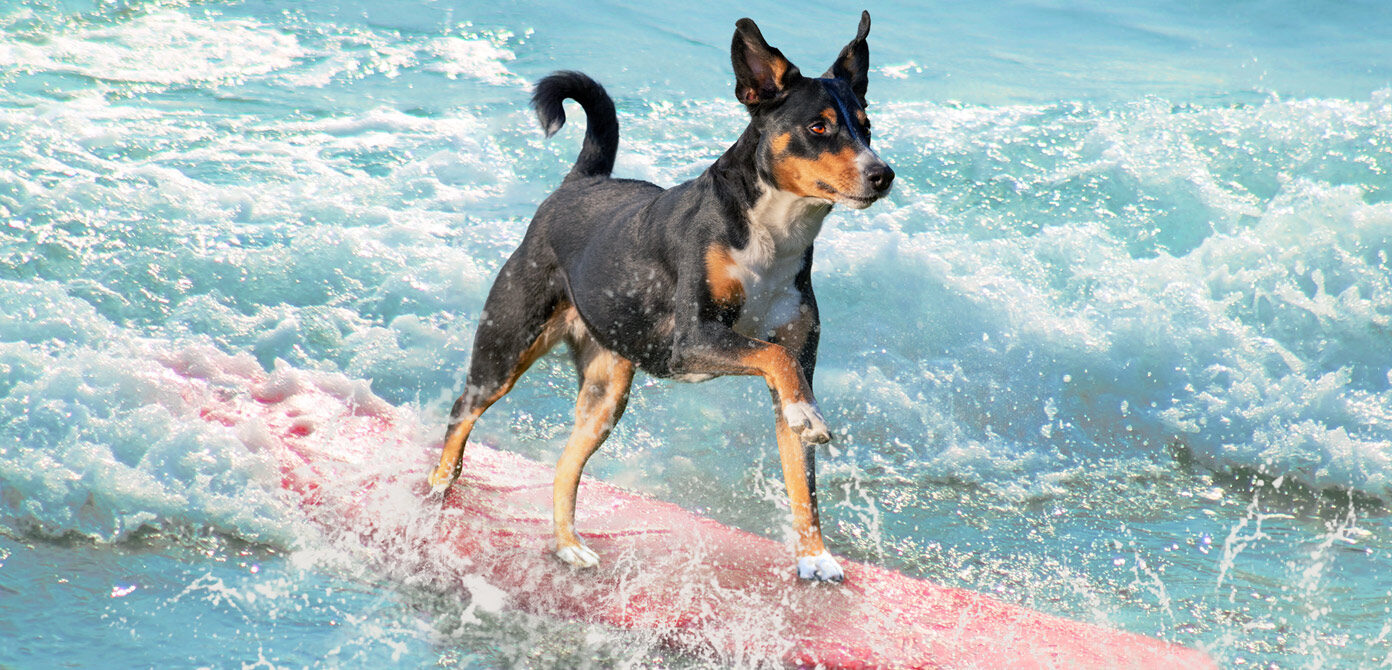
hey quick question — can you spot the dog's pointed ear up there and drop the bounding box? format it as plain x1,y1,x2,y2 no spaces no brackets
732,18,801,108
823,11,871,106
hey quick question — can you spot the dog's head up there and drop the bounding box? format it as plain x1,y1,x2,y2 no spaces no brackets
732,11,894,209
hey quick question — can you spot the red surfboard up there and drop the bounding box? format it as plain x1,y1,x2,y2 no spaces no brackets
170,351,1215,668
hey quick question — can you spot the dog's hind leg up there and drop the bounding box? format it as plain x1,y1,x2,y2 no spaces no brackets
428,263,573,495
553,337,635,568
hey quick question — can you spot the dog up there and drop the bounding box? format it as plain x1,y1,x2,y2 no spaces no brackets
428,11,893,582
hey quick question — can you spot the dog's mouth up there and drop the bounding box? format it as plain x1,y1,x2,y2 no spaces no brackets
836,191,881,209
810,179,889,209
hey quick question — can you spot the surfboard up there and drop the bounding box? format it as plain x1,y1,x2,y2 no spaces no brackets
173,352,1215,668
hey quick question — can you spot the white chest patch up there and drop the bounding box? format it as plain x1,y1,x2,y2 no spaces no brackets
728,186,831,339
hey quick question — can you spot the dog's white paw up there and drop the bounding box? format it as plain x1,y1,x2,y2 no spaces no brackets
796,551,844,582
783,401,832,444
426,467,456,498
556,542,600,569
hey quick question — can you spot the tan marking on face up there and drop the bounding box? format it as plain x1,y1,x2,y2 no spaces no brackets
705,244,746,307
771,145,862,199
771,131,791,156
855,109,868,126
820,107,837,125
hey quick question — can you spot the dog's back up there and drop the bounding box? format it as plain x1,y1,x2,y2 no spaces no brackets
526,71,725,373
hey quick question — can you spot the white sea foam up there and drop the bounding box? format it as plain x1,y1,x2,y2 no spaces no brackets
0,9,526,92
0,291,297,543
0,11,305,86
425,36,520,86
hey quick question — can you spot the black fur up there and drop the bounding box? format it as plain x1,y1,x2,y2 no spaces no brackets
531,71,620,179
434,12,895,582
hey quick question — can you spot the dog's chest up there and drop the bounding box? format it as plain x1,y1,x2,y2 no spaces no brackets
727,189,830,338
727,244,805,338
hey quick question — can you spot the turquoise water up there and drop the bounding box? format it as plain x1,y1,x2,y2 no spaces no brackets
2,0,1392,666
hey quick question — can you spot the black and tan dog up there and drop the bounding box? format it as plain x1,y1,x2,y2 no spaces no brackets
428,12,893,582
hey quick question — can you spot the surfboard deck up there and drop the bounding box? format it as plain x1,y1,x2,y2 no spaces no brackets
174,353,1215,669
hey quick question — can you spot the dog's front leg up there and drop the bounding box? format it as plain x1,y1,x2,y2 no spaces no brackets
670,321,831,445
775,406,843,582
669,320,841,582
771,306,844,582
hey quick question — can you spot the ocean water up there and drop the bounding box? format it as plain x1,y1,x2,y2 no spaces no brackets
2,0,1391,667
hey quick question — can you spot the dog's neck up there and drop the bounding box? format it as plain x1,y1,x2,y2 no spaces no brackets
707,125,832,256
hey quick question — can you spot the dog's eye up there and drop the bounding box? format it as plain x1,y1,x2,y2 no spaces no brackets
808,122,828,135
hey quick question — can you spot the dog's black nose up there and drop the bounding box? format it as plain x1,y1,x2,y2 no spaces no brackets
867,163,895,192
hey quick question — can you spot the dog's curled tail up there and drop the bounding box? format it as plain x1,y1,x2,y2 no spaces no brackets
532,71,619,180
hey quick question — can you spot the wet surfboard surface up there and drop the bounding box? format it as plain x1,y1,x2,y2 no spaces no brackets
174,353,1215,669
